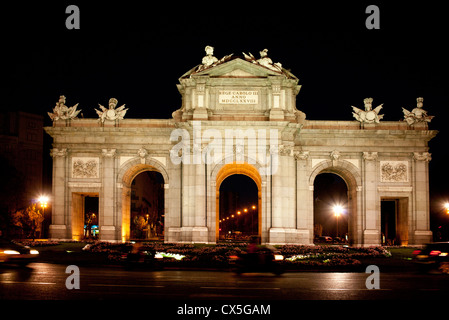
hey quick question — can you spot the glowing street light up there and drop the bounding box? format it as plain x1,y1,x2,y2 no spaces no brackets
444,202,449,215
37,195,49,239
333,205,344,238
38,195,49,208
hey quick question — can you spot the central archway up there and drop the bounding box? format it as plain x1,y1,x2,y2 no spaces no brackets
219,175,258,241
215,163,262,242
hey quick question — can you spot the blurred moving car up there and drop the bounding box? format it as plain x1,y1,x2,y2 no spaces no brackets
0,239,39,266
120,242,158,270
413,242,449,274
230,245,284,275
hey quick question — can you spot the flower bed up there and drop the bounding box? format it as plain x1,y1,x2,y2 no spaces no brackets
81,242,391,270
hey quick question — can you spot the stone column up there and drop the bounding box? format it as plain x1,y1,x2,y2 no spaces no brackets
295,151,313,244
166,158,182,243
100,149,117,240
269,146,298,244
362,152,380,246
49,148,69,239
412,152,432,244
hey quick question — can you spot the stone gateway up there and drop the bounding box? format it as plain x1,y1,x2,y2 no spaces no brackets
45,47,437,246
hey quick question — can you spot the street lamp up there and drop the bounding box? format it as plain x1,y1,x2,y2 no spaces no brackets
38,195,49,209
37,195,49,239
251,205,257,235
333,205,344,238
444,202,449,215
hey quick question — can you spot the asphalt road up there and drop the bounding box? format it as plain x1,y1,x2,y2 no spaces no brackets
1,262,448,301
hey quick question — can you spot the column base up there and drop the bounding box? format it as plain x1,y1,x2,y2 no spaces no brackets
268,228,312,245
49,224,69,240
166,227,211,243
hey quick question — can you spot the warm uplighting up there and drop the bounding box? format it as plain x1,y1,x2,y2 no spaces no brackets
243,208,248,213
252,205,256,210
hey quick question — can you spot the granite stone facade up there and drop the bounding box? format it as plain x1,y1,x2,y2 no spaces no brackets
45,49,437,246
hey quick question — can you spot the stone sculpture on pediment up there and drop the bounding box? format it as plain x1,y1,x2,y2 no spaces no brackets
243,48,283,73
95,98,128,123
196,45,234,73
402,97,434,126
352,98,384,124
48,95,81,121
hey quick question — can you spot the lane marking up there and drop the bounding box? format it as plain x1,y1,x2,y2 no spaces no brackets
200,286,280,290
310,288,392,291
0,281,56,285
88,283,164,288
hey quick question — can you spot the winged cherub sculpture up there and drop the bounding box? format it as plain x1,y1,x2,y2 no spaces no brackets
95,98,128,123
352,97,384,124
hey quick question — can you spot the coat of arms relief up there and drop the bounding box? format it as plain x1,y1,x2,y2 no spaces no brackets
72,157,99,178
380,161,408,182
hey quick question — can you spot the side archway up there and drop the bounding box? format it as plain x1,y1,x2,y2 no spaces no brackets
309,160,362,245
118,158,169,241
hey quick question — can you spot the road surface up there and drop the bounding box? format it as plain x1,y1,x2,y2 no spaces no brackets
1,262,448,300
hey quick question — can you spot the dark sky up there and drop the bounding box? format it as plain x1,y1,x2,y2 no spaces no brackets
4,2,449,224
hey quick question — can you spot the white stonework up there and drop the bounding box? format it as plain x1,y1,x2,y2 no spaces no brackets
45,48,437,246
71,157,99,179
380,161,408,182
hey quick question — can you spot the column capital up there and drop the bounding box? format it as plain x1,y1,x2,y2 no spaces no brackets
363,151,378,161
413,152,431,162
101,148,117,158
50,148,67,158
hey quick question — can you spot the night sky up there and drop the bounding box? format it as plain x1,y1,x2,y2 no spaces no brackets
4,2,449,228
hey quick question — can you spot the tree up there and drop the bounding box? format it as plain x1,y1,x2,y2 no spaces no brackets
11,203,44,240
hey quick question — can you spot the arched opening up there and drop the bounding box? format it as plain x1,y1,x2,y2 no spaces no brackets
130,171,165,240
215,162,262,242
381,197,409,245
71,192,98,241
313,173,349,244
120,161,168,242
218,175,259,241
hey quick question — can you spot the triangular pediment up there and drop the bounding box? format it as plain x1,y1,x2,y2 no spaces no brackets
181,57,294,80
196,58,282,78
221,68,256,77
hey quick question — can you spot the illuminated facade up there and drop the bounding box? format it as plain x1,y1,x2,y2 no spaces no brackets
45,48,437,246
